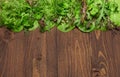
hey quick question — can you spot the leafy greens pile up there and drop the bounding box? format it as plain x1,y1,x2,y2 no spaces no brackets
0,0,119,32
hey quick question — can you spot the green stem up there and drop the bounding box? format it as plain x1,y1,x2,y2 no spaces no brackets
96,0,105,24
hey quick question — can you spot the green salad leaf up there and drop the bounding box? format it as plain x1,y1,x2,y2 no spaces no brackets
110,0,120,26
0,0,119,33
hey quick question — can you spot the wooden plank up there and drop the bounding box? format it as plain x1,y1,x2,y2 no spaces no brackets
57,29,92,77
32,28,58,77
0,28,10,77
112,31,120,77
32,29,47,77
46,29,58,77
46,28,58,77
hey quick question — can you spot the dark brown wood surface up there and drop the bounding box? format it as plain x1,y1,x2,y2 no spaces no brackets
0,28,120,77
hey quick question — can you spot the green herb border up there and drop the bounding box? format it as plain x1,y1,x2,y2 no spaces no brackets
0,0,119,32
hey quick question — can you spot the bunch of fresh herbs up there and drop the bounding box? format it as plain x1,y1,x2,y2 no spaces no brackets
0,0,119,32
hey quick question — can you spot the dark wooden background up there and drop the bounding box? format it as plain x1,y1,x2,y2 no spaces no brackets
0,28,120,77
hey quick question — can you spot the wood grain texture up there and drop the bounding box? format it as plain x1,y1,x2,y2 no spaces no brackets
0,28,120,77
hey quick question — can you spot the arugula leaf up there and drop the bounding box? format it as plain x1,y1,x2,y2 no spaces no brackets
0,0,119,33
78,22,96,32
109,0,120,26
28,20,39,31
77,0,119,32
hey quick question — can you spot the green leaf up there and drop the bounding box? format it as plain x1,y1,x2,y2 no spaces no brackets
57,23,75,32
29,20,39,31
78,22,96,32
110,13,120,26
12,26,24,32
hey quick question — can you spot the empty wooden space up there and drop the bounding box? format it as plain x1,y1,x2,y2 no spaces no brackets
0,28,120,77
